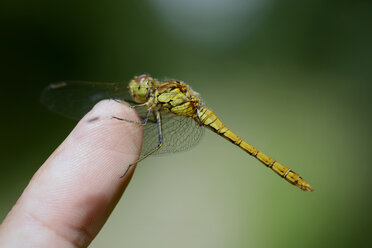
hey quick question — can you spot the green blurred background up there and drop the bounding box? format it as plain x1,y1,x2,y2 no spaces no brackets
1,0,371,247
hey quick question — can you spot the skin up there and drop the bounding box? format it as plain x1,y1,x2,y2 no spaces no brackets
0,100,144,248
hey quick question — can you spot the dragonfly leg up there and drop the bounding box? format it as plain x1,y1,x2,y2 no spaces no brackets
120,110,163,178
112,109,151,126
113,99,149,109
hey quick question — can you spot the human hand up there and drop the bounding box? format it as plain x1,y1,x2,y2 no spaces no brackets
0,100,143,247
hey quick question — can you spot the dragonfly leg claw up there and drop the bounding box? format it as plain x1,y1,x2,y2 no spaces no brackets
112,116,145,126
111,109,150,126
114,99,150,109
113,99,131,107
120,164,133,178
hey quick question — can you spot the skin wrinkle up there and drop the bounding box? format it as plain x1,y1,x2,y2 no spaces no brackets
25,210,89,248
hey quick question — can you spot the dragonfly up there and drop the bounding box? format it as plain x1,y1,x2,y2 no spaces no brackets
41,74,313,191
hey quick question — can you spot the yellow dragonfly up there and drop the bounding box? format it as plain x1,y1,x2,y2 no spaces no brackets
41,74,313,191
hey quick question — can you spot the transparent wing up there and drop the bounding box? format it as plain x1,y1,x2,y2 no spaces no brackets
135,109,205,156
41,81,133,120
41,81,205,155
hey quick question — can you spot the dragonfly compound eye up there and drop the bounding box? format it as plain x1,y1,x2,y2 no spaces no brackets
134,74,150,83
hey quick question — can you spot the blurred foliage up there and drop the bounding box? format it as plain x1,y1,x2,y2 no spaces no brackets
1,0,371,247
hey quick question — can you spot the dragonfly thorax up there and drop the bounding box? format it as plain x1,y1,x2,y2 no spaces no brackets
156,81,202,118
129,74,203,119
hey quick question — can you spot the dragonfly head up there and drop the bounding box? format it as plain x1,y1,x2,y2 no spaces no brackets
129,74,153,103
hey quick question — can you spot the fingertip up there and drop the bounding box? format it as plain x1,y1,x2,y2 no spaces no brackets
0,99,144,247
46,99,144,182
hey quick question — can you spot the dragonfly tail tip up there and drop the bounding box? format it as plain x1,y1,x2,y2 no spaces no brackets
304,184,314,192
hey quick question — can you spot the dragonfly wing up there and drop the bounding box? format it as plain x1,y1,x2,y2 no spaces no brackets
41,81,133,120
141,111,205,156
42,81,204,156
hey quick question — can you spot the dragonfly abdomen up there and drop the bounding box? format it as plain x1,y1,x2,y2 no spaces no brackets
197,107,313,191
